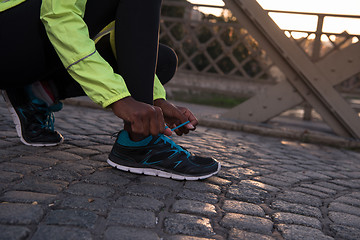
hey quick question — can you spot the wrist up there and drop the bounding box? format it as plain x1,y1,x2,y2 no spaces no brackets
154,98,167,107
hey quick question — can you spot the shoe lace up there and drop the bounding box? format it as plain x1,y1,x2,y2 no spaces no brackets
158,134,191,158
42,111,55,131
31,99,56,131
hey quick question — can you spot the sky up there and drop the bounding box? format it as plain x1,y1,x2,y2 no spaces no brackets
187,0,360,36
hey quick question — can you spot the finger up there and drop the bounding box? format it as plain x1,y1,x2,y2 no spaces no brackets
181,108,198,130
174,128,183,136
131,118,146,136
164,127,172,136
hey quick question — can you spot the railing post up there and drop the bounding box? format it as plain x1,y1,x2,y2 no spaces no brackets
312,15,325,62
303,14,325,120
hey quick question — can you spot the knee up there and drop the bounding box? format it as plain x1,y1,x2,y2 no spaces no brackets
163,45,178,70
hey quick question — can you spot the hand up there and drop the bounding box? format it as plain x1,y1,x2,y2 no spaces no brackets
111,97,171,137
154,99,198,136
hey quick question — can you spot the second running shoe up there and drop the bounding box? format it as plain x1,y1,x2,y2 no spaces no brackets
108,130,221,180
2,90,64,147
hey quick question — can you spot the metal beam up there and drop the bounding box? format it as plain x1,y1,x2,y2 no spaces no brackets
222,0,360,139
222,42,360,122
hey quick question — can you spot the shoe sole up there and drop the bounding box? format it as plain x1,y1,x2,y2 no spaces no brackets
2,91,64,147
107,158,221,181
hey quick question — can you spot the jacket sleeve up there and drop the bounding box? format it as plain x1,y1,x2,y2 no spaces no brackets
40,0,131,108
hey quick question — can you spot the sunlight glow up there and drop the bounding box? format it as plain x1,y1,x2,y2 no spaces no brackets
187,0,360,35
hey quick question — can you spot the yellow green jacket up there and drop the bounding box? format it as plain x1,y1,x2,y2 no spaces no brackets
1,0,166,108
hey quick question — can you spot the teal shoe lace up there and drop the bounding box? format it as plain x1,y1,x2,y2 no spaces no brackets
31,98,62,132
158,121,192,158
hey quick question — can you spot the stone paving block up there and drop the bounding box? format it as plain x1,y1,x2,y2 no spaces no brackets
217,168,248,181
263,174,300,185
349,191,360,198
184,181,221,195
44,209,98,229
139,176,183,188
53,162,95,175
228,228,275,240
65,183,115,198
329,202,360,217
256,164,289,173
246,166,273,175
276,224,334,240
220,213,273,235
252,176,292,187
328,211,360,229
0,162,42,174
44,150,83,161
206,176,232,186
302,171,332,180
76,159,108,168
331,179,360,188
11,156,59,167
222,200,265,217
292,187,330,199
315,182,346,191
0,183,8,193
61,196,109,214
272,212,322,229
65,148,100,157
177,189,218,204
35,168,82,182
270,200,322,219
83,170,130,187
31,225,92,240
277,191,322,207
104,226,159,240
320,171,349,179
166,235,213,240
0,203,44,224
90,153,111,162
107,208,156,228
115,196,165,212
126,184,173,200
0,225,30,240
171,199,217,217
0,170,23,183
334,196,360,208
240,180,280,192
12,177,68,194
300,184,337,195
340,171,360,178
164,213,215,237
0,191,57,204
330,224,360,240
280,172,311,181
226,183,269,204
277,164,306,172
87,145,113,154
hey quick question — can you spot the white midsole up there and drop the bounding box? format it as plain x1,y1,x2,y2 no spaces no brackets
107,158,221,181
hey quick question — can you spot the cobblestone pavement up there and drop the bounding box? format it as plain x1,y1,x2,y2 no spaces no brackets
1,99,360,240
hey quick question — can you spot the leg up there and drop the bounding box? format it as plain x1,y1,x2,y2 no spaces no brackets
0,0,64,103
156,44,178,85
0,0,64,146
114,0,162,105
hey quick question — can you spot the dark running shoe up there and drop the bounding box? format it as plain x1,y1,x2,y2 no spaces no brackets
2,90,64,147
107,131,221,180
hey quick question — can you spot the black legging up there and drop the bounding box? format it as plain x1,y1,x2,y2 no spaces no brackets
0,0,177,105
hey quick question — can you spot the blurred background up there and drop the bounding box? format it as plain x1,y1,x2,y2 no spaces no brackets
160,0,360,124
